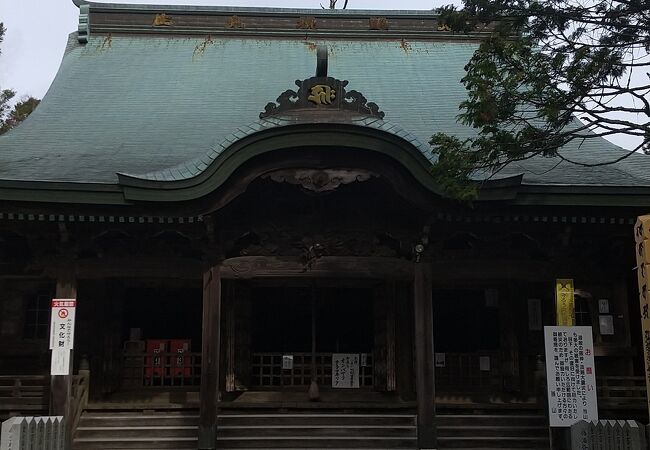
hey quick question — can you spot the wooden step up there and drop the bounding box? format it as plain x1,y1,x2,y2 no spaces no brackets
216,436,417,449
218,413,416,427
73,408,549,449
74,410,417,449
438,436,550,449
437,413,547,427
72,436,197,449
437,425,548,438
79,414,199,427
75,426,198,439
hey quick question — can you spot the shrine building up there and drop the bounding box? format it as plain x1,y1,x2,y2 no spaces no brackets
0,1,649,449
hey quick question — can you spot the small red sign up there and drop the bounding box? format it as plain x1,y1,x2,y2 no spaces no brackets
58,309,69,319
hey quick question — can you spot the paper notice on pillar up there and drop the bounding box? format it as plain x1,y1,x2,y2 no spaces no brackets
599,315,615,335
435,353,446,368
49,299,76,350
332,353,360,388
51,348,71,375
544,326,598,427
282,355,293,370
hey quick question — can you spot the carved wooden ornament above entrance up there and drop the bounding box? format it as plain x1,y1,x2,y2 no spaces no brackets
263,168,378,192
260,76,385,119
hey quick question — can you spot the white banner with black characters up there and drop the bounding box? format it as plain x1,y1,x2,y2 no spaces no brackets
544,326,598,427
332,353,360,388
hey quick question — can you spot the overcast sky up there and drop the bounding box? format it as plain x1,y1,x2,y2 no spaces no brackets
0,0,643,151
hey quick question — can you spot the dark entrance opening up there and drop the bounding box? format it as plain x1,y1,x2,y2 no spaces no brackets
433,288,501,393
433,289,499,352
250,285,374,388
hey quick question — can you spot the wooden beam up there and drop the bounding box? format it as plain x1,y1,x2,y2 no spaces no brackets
50,273,76,450
198,264,222,450
414,262,436,449
221,256,414,280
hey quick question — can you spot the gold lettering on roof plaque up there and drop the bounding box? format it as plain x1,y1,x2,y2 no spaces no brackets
437,23,452,31
225,15,244,29
369,17,389,30
297,17,317,29
153,13,174,26
308,85,336,105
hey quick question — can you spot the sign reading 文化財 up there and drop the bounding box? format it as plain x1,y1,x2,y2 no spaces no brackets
49,299,76,377
556,279,575,326
544,326,598,427
49,299,76,350
331,353,359,389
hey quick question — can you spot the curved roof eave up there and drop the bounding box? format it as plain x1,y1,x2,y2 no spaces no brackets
116,118,446,202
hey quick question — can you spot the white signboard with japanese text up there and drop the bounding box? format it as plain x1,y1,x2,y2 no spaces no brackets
332,353,359,389
50,349,71,376
544,326,598,427
49,299,76,350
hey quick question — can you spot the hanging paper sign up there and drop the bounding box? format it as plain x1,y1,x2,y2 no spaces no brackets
282,355,293,370
599,315,614,335
544,326,598,427
51,348,71,376
556,279,575,326
49,299,76,350
598,299,610,314
332,353,359,388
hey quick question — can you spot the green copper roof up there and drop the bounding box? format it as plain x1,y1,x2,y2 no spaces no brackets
0,34,477,184
0,17,649,192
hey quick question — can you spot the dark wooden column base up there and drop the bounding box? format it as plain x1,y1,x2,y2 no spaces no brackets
414,262,436,449
199,264,222,450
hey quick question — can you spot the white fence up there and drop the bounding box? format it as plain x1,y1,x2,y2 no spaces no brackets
0,417,64,450
571,420,647,450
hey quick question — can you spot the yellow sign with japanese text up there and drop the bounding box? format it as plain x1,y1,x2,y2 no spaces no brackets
555,279,575,326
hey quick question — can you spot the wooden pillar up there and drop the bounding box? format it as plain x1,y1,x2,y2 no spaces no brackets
199,264,222,450
396,281,415,400
414,262,436,449
50,274,77,450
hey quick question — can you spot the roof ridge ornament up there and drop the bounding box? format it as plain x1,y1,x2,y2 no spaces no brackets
259,78,385,119
260,46,385,120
